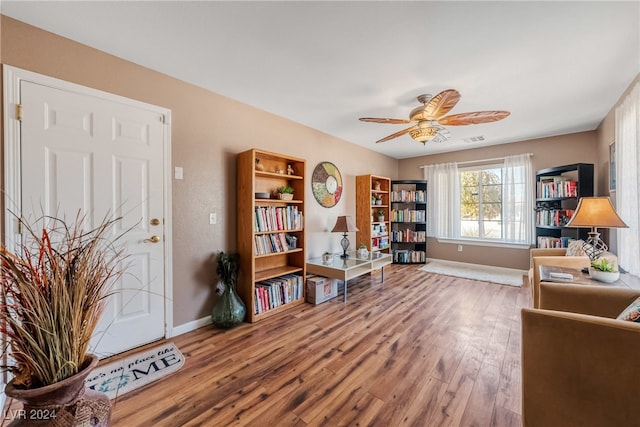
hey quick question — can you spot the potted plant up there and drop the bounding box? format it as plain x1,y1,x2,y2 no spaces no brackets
211,251,246,328
277,185,294,201
322,251,333,264
589,258,620,283
0,213,123,425
357,243,369,259
377,209,385,222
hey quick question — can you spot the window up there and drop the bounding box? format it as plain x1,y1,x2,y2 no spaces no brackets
460,166,503,239
424,153,533,246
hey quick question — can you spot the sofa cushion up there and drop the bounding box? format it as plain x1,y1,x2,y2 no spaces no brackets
617,297,640,322
566,240,587,257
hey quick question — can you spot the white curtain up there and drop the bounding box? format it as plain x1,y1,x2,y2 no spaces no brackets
424,163,460,239
616,82,640,275
502,153,534,244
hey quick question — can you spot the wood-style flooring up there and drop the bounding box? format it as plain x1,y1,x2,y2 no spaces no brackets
111,264,529,426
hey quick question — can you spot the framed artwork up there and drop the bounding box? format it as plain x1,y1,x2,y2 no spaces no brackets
312,161,343,208
609,142,616,192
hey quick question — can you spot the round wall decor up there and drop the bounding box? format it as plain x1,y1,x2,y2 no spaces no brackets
312,161,343,208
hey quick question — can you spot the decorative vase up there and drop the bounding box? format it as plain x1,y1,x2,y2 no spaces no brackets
211,282,246,328
322,253,333,264
4,354,111,427
588,267,620,283
357,248,369,259
255,158,265,171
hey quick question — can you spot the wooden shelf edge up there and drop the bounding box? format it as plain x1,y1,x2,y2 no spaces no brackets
255,265,304,282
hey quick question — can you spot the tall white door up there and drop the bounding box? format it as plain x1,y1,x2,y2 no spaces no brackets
19,80,168,357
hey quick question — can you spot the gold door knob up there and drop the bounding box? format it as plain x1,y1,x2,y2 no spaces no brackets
143,235,160,243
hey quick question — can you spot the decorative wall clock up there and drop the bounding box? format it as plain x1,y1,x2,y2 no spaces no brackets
312,161,343,208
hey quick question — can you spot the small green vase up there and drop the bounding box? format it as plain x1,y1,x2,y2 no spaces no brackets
211,282,246,328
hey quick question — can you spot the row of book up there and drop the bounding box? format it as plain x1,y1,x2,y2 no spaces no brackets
537,176,578,198
537,236,575,248
390,190,426,203
254,206,303,232
372,236,389,250
536,209,575,227
254,274,304,314
254,233,292,256
393,250,426,263
391,229,426,243
390,209,426,223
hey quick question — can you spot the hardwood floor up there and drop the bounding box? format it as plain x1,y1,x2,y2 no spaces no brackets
110,264,529,426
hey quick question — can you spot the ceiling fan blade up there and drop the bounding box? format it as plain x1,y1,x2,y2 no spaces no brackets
375,126,416,143
437,110,510,126
422,89,461,120
360,117,412,124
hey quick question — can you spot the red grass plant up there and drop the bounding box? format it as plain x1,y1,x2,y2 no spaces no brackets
0,213,127,389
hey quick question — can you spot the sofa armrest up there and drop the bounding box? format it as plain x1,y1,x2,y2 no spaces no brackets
529,248,567,267
521,308,640,427
530,255,590,308
539,282,640,318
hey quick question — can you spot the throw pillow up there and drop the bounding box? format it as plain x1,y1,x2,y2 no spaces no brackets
566,240,588,257
617,297,640,323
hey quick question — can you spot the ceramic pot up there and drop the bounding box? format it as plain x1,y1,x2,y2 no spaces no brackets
357,248,369,259
211,282,246,328
322,253,333,264
4,354,111,426
589,267,620,283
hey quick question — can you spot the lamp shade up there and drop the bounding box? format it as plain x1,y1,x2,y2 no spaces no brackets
331,216,359,233
565,197,628,229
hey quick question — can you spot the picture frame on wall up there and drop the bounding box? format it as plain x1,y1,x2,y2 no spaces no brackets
609,141,616,192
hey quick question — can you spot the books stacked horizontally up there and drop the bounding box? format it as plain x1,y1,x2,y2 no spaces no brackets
254,274,304,314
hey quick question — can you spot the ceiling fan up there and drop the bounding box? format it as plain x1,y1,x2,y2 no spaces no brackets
359,89,510,144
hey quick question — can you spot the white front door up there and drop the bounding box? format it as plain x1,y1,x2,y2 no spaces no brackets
13,74,170,357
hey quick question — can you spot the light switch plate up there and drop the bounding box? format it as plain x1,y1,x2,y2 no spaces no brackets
175,167,183,180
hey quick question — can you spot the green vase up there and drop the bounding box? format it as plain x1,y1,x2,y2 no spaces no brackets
211,282,246,328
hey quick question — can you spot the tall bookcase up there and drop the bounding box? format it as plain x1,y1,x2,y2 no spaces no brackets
356,175,391,254
237,149,306,323
390,180,427,264
535,163,594,248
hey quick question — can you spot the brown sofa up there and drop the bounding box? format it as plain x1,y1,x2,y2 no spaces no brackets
521,283,640,427
529,248,590,308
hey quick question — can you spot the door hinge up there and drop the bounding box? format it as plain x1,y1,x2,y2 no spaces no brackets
16,104,23,121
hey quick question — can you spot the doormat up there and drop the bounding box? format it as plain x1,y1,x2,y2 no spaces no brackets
86,342,184,400
419,259,525,287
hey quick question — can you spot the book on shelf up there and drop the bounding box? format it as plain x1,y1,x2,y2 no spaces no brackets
537,236,575,248
391,229,426,243
535,209,575,227
254,206,303,232
392,249,426,263
253,232,293,256
254,274,303,314
537,177,578,198
391,190,426,203
390,209,426,223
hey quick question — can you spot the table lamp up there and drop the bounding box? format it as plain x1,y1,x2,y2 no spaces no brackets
565,197,628,261
331,216,359,259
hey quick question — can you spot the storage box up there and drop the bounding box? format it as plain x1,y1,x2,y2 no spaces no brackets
306,275,338,305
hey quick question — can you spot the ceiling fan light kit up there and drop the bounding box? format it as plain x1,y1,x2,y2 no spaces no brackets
360,89,510,144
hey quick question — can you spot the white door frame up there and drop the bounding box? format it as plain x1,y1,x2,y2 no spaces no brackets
2,64,174,342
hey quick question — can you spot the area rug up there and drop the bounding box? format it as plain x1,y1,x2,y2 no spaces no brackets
419,259,525,287
85,342,184,400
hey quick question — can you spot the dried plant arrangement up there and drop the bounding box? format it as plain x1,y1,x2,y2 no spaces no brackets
0,212,128,389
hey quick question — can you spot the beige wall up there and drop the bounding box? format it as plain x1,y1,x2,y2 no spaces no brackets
0,16,397,326
399,132,598,270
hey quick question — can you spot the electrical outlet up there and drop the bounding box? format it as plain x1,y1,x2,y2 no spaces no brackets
209,213,217,225
457,244,463,252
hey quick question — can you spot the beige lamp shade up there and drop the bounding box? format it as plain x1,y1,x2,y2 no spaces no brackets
565,197,628,229
331,216,359,233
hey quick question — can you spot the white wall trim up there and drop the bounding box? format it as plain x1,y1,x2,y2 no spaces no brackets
436,237,532,250
172,316,212,337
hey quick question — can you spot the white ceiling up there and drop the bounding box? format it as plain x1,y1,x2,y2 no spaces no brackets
2,1,639,159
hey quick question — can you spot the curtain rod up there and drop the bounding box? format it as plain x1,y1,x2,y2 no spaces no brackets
419,152,533,168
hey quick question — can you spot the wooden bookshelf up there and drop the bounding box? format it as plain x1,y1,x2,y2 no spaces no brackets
237,149,306,323
356,175,391,254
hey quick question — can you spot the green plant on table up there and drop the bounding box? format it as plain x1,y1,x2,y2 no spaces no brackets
359,243,367,249
591,258,615,272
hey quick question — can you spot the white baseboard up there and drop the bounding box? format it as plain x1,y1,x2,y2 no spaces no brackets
426,257,528,275
171,315,212,337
